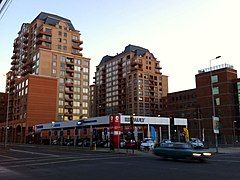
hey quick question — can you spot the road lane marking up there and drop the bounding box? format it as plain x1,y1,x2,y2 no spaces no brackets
6,156,140,168
0,154,129,165
0,154,18,160
9,148,60,157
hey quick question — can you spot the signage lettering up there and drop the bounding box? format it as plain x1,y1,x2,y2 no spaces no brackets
125,117,145,123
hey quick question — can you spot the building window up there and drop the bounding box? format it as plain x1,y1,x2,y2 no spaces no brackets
73,101,80,107
75,59,81,65
58,31,62,36
59,93,63,98
82,60,89,67
211,75,218,83
74,66,81,71
58,45,61,50
82,102,88,108
59,78,64,84
63,46,67,51
58,108,63,113
52,61,57,67
212,87,219,95
61,56,66,62
58,38,62,43
63,39,67,44
53,54,57,60
74,73,80,78
83,67,89,73
64,32,67,37
59,100,64,106
215,98,220,106
83,88,88,94
82,109,88,114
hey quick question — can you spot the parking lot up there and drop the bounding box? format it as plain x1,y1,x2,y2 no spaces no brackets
1,144,240,180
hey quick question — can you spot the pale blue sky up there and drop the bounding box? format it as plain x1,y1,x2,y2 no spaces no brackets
1,0,240,92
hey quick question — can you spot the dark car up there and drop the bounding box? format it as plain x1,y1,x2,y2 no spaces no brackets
125,139,137,149
153,142,213,162
63,139,74,146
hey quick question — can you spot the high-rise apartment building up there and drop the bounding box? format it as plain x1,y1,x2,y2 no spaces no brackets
91,45,168,117
0,12,90,143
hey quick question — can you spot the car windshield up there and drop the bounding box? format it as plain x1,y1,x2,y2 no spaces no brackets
143,139,153,143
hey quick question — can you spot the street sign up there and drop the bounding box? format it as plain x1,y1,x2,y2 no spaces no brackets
212,116,220,134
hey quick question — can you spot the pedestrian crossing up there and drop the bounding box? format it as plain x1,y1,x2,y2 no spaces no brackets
0,149,130,169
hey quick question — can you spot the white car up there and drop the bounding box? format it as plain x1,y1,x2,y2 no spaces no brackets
188,138,204,149
140,138,155,151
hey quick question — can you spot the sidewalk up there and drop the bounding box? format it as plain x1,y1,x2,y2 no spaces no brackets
208,147,240,154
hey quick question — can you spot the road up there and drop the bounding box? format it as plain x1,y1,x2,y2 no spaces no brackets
0,144,240,180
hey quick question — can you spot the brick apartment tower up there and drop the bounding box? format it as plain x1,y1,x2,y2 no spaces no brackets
196,64,239,144
91,45,168,117
0,12,90,143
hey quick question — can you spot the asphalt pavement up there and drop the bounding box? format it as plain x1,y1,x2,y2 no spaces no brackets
1,144,240,180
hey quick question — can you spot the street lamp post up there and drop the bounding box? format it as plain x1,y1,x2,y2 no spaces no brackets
233,120,237,145
4,77,11,149
210,56,221,153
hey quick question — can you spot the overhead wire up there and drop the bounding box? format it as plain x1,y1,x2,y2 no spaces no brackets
0,0,12,21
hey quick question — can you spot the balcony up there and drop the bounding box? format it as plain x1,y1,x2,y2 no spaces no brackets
66,59,74,65
11,59,17,65
66,67,74,73
72,51,82,56
65,82,73,87
72,38,83,45
23,44,28,50
23,31,29,37
13,48,19,53
65,104,73,109
37,29,52,37
66,72,74,77
155,69,161,74
65,88,73,94
155,66,162,70
10,66,16,71
37,44,51,50
131,60,142,66
23,37,28,44
37,37,51,44
64,112,73,116
11,54,19,59
22,57,27,63
131,65,143,71
72,44,83,51
13,41,19,47
65,97,73,102
22,60,33,70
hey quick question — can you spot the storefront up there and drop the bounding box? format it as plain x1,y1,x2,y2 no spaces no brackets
34,114,187,146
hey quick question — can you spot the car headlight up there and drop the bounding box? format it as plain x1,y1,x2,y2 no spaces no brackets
203,152,211,156
192,153,202,157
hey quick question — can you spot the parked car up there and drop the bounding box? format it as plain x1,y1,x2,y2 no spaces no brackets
188,138,204,149
140,138,155,151
63,139,74,146
120,139,126,148
125,139,137,149
153,142,213,162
